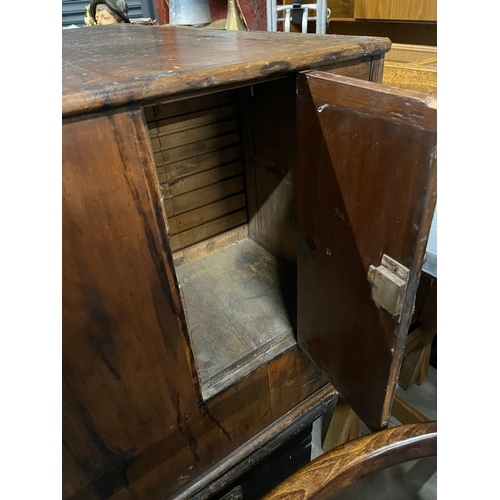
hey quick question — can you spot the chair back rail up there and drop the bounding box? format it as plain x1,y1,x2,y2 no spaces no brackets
262,422,437,500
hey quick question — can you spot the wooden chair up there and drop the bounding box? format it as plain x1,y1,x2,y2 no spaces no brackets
261,422,437,500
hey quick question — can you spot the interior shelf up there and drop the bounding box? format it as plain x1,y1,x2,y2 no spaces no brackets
176,237,297,399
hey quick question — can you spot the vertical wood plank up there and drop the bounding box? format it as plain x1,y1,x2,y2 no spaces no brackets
296,72,436,430
63,108,202,498
247,76,298,266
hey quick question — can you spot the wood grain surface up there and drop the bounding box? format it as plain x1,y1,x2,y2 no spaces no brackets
262,422,437,500
354,0,437,21
62,25,391,117
146,91,248,252
62,107,332,500
62,27,415,499
296,72,436,431
176,238,296,389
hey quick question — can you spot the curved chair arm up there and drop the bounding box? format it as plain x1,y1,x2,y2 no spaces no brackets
262,422,437,500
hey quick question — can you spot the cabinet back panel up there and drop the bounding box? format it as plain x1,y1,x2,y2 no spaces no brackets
145,91,248,254
238,77,299,268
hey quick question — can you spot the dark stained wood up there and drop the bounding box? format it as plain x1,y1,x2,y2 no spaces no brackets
242,76,299,266
63,107,332,500
62,26,391,117
369,54,385,83
318,56,373,80
261,422,437,500
327,19,437,46
147,88,248,251
268,347,329,421
240,57,380,268
237,87,259,243
62,27,424,500
62,108,202,498
199,423,313,500
172,225,249,266
296,72,437,431
175,384,334,500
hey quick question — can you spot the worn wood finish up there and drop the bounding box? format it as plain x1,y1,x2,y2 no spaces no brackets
62,26,391,117
62,107,333,500
172,225,249,266
146,91,248,252
63,26,426,499
175,384,334,500
354,0,437,21
318,56,373,80
241,58,380,267
369,54,385,83
175,238,297,396
62,108,201,498
242,76,298,266
296,72,437,431
262,421,437,500
268,347,329,421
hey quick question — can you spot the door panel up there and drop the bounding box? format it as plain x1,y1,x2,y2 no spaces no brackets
296,71,436,431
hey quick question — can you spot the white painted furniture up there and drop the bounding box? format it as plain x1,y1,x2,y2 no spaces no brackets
266,0,328,34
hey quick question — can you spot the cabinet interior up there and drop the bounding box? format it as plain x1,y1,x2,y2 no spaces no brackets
145,78,299,400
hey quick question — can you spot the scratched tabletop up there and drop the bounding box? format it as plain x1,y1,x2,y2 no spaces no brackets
62,25,391,117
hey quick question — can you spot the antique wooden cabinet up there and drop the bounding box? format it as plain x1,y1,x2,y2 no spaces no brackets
62,25,436,500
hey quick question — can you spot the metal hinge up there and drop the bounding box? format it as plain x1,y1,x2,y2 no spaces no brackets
367,254,409,322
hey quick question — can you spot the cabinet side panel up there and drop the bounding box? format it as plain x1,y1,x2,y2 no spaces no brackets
62,109,202,498
245,76,298,267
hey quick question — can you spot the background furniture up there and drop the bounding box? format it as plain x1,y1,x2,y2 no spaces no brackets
266,0,328,33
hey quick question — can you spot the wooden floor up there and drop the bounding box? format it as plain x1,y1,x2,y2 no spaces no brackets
176,238,297,399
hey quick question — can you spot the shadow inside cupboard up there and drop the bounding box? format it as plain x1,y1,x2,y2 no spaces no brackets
144,77,300,400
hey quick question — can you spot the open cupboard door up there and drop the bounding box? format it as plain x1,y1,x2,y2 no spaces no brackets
296,71,437,431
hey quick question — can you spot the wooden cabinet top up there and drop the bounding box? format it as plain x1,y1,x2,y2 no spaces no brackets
62,25,391,117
